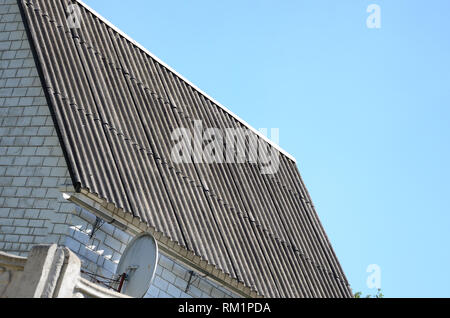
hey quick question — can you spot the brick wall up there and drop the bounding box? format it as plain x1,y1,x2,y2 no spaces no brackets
65,205,130,280
0,0,239,298
67,204,238,298
0,0,74,256
146,254,236,298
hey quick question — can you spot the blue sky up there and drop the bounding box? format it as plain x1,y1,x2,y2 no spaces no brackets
83,0,450,297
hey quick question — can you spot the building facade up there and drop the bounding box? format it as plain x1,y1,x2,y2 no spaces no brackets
0,0,352,298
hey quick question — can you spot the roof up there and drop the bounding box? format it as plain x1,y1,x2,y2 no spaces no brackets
18,0,352,297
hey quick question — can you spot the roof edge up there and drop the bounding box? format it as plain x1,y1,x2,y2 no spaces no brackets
75,0,297,163
72,188,261,298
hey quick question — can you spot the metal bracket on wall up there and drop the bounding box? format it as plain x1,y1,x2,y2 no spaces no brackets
184,271,195,293
90,217,105,239
184,270,209,294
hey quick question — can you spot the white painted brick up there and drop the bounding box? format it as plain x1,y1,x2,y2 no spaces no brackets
174,276,188,290
9,41,21,51
197,279,213,295
25,87,41,97
34,199,49,209
112,227,130,244
79,246,99,264
4,197,18,207
11,87,26,96
96,264,114,278
0,218,13,226
45,188,60,200
78,208,97,225
30,188,47,198
161,268,176,284
12,218,28,226
58,202,74,214
8,209,24,218
155,265,163,276
211,288,226,298
50,167,66,177
34,167,51,177
72,229,89,245
41,177,58,187
64,236,81,254
19,77,34,86
99,222,115,237
39,209,54,220
23,127,37,136
28,219,44,227
19,244,30,251
44,136,59,146
158,291,172,298
145,286,159,298
53,223,68,235
159,255,174,271
1,226,15,234
13,227,29,235
28,157,44,166
167,283,182,298
24,209,39,218
90,230,105,244
186,285,203,298
43,157,58,166
25,177,41,187
0,177,12,186
29,136,44,146
18,235,33,243
31,227,47,236
11,177,26,187
104,236,121,252
98,244,114,260
110,251,121,263
4,234,19,242
16,68,30,77
1,186,16,196
153,276,169,291
20,167,35,176
16,187,31,196
102,259,117,274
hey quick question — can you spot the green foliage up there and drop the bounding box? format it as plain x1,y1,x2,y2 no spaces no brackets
354,289,384,298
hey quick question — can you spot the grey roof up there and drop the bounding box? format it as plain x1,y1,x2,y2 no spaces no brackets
18,0,352,297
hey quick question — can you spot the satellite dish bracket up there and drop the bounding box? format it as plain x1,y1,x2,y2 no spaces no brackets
115,233,158,297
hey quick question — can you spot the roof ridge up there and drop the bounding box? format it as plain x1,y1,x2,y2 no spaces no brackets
75,0,297,163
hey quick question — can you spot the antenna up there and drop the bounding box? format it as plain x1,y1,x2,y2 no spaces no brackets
115,233,158,298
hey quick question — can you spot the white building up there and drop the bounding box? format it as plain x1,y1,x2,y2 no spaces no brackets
0,0,352,298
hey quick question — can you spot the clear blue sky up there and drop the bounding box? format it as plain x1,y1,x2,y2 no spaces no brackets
83,0,450,297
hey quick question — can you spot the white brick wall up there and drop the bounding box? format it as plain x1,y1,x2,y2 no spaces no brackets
0,0,73,256
64,205,130,278
0,0,239,298
145,254,237,298
68,205,238,298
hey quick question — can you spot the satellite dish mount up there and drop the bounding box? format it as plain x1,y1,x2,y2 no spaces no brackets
115,233,158,298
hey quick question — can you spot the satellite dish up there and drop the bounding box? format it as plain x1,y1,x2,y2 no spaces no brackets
115,233,158,298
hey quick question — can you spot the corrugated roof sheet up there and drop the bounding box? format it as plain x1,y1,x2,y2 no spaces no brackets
18,0,352,297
